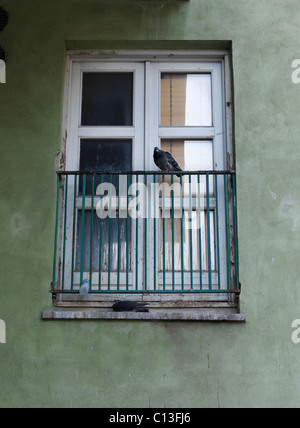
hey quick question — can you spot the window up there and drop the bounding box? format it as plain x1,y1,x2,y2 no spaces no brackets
45,51,243,321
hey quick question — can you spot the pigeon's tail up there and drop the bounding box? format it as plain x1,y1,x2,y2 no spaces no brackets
135,307,149,312
173,166,182,178
135,302,149,312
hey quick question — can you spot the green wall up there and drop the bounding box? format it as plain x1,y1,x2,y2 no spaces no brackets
1,0,300,408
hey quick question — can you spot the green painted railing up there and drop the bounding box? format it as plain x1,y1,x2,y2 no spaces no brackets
52,171,239,294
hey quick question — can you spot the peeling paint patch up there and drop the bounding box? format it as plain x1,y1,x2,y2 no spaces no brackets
75,369,79,389
267,185,277,200
279,194,300,231
10,212,31,238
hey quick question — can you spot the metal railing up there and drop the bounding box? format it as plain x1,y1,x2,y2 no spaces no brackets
52,171,239,294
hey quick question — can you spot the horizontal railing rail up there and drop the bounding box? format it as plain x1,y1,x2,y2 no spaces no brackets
52,170,239,295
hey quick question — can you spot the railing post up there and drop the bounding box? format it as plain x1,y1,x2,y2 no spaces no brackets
71,174,77,290
232,173,239,291
62,175,68,290
89,174,95,288
98,173,104,290
80,173,86,287
206,172,212,290
197,174,203,290
153,174,157,291
180,174,184,290
144,173,148,290
52,174,60,292
215,175,221,290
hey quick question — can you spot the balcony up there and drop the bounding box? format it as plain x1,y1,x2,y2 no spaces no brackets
51,170,239,298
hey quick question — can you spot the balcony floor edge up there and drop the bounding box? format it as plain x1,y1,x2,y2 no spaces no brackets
42,307,246,322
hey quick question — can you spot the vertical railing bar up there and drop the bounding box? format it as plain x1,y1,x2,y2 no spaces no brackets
189,174,193,290
52,174,60,291
232,173,239,290
89,174,95,288
180,175,184,290
171,174,175,290
224,175,230,290
214,175,221,290
126,174,130,290
80,173,86,287
98,174,104,291
197,174,203,291
153,174,157,291
135,175,139,291
117,174,121,290
107,173,112,290
144,174,147,290
206,172,212,290
162,174,166,290
71,174,77,291
62,175,68,291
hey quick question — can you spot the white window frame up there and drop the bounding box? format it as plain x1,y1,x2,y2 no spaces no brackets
63,61,145,291
146,61,228,291
65,61,145,172
49,50,241,320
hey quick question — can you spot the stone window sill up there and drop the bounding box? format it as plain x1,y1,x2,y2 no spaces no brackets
42,307,246,322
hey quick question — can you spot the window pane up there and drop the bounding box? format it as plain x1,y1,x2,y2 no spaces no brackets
161,138,214,193
81,72,133,126
79,139,132,194
75,210,131,272
160,211,215,273
161,139,213,170
161,73,212,126
76,139,132,274
160,139,216,276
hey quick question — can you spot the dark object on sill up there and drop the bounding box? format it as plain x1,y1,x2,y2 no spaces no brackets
112,300,149,312
0,8,8,32
153,146,182,177
0,46,6,62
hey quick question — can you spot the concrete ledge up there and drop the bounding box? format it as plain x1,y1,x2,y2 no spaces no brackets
42,308,246,322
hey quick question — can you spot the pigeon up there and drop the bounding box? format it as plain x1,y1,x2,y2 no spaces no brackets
153,147,182,176
112,300,149,312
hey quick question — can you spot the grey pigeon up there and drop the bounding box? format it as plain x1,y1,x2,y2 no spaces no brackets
153,147,182,176
112,300,149,312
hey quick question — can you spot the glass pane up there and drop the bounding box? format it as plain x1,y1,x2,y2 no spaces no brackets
160,139,216,275
81,72,133,126
184,140,213,170
160,211,215,272
161,139,213,193
79,139,132,194
76,210,131,272
161,73,212,126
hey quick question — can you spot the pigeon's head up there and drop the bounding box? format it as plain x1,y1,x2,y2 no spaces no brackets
154,147,161,155
112,300,120,310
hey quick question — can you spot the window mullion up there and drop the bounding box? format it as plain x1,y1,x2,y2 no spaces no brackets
78,126,136,139
158,126,215,140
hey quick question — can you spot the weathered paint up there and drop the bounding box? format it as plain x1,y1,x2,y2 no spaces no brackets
0,0,300,408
